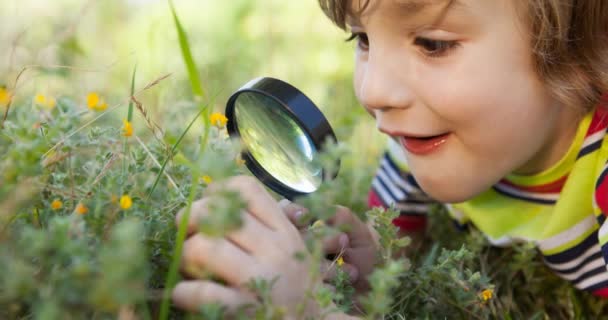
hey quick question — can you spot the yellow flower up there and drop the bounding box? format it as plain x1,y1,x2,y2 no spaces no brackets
46,96,56,109
210,112,228,128
200,175,213,184
122,119,133,137
35,94,46,105
119,195,132,210
35,94,56,110
51,199,63,210
480,288,494,301
311,220,326,229
87,92,100,108
0,87,12,106
75,203,88,215
336,256,344,267
87,92,108,111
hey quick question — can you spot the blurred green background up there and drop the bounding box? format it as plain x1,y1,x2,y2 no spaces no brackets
4,3,608,319
1,0,386,166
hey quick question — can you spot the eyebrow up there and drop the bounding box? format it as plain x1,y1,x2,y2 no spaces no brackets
347,0,464,24
396,0,465,18
395,0,433,16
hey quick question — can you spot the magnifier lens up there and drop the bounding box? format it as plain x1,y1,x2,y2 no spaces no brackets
234,92,323,193
226,77,338,199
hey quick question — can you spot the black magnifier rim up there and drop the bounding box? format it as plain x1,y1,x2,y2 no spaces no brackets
225,77,339,200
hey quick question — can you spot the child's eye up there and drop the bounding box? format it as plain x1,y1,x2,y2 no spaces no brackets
346,32,369,51
414,37,459,58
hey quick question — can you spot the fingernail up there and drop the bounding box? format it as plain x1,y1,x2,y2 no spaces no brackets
279,199,292,206
339,234,349,248
294,210,304,219
171,282,190,303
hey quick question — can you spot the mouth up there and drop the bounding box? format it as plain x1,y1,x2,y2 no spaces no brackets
399,133,451,155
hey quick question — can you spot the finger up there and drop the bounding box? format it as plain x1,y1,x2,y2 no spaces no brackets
172,280,257,314
206,176,291,231
327,206,371,247
278,199,309,228
181,233,257,285
176,198,278,249
326,206,356,228
322,232,350,255
226,212,283,257
320,259,359,283
175,197,214,236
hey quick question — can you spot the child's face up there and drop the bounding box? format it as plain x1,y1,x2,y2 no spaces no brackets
349,0,579,202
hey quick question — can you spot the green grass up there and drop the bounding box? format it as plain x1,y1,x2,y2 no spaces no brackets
1,1,608,319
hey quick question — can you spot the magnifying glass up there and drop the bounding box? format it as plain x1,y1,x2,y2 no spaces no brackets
225,77,339,199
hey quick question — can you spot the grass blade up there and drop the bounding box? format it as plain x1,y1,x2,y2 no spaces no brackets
128,65,137,121
158,3,211,318
146,108,203,199
168,0,204,99
123,65,137,182
158,175,199,320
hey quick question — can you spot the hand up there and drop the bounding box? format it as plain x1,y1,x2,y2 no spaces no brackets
281,201,380,294
172,176,327,318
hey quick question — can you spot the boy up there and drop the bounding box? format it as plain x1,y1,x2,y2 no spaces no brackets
173,0,608,318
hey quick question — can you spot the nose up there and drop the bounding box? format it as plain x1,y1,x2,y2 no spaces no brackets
356,52,414,113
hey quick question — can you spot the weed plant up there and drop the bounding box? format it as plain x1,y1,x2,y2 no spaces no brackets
1,1,608,319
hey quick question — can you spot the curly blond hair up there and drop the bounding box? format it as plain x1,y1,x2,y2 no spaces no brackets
318,0,608,114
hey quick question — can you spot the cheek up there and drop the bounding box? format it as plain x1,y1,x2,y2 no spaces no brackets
423,44,547,132
420,50,553,171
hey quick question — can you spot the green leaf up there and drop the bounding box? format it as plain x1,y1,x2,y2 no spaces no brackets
168,0,204,99
128,65,137,122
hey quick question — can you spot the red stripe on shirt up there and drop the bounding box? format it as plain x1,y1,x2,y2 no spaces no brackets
393,215,427,231
587,103,608,137
597,171,608,215
368,189,427,231
368,189,384,208
593,287,608,298
499,175,568,194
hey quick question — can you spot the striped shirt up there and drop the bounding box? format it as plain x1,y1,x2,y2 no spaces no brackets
368,100,608,297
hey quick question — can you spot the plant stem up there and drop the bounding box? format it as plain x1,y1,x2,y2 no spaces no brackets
146,108,203,199
158,173,199,320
